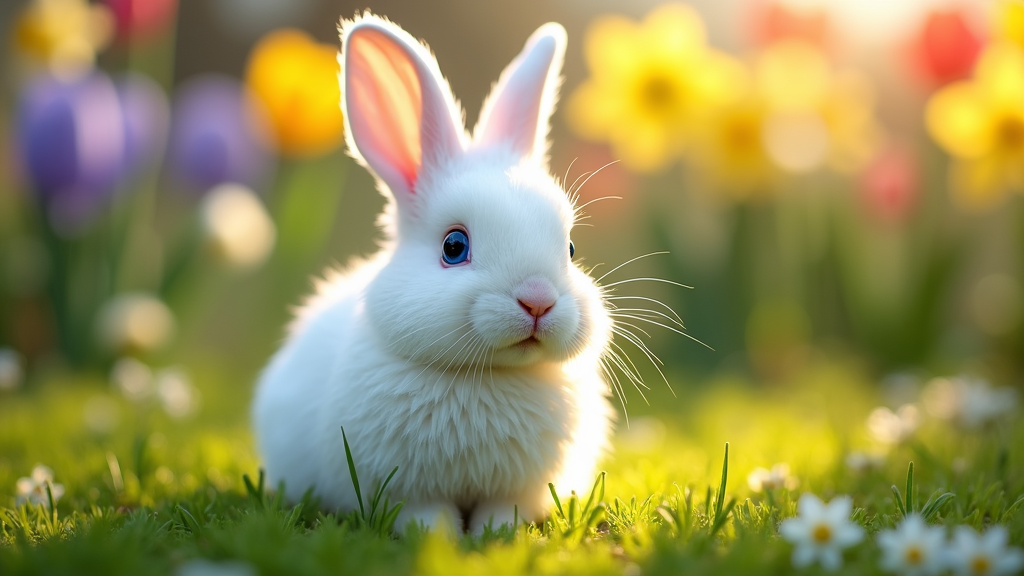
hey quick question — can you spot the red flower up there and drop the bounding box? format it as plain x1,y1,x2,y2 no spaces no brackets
104,0,177,42
860,143,918,223
909,7,985,86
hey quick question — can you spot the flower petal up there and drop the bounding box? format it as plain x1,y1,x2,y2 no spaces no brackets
792,544,817,568
780,517,809,542
975,42,1024,107
926,82,994,158
819,546,843,571
797,492,826,518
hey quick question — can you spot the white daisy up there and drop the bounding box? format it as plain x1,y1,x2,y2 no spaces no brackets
876,514,946,576
780,493,864,571
867,404,920,444
946,525,1024,576
845,451,886,474
15,464,66,507
922,377,1018,429
748,463,798,492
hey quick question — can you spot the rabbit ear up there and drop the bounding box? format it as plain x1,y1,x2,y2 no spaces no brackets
475,23,566,165
341,16,464,202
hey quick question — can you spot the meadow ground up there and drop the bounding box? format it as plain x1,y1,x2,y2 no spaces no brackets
1,360,1021,576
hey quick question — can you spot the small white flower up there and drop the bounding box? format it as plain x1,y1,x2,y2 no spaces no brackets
946,525,1024,576
111,357,155,402
0,347,24,391
867,404,920,444
922,377,1018,429
780,493,864,571
845,451,886,474
96,293,176,354
747,463,798,492
876,514,947,576
15,464,66,507
156,367,198,418
200,183,276,269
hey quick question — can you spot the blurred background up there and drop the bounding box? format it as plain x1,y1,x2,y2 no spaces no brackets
0,0,1022,408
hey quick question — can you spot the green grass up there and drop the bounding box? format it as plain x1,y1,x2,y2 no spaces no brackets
1,360,1021,575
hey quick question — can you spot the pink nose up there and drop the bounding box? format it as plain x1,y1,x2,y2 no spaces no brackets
518,297,555,319
515,277,557,319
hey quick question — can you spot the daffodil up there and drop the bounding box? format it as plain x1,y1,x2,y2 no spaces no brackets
780,493,864,571
926,42,1024,210
755,40,879,175
876,514,947,576
688,95,779,198
245,29,344,158
567,3,745,172
689,40,879,198
13,0,113,79
996,0,1024,49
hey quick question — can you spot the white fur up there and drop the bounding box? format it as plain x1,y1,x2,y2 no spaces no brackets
252,13,613,533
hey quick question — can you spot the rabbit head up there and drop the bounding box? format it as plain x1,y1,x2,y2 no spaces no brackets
340,14,610,369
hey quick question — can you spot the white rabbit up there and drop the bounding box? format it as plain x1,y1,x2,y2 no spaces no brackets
252,12,616,533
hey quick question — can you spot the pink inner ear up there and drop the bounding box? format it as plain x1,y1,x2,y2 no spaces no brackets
347,29,423,191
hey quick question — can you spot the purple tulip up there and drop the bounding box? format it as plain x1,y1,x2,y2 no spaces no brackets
17,73,127,230
116,73,169,178
168,75,272,191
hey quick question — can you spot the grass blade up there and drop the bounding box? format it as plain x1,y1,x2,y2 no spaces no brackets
549,483,566,520
905,462,915,515
715,443,729,521
370,466,400,517
341,426,365,518
891,485,906,518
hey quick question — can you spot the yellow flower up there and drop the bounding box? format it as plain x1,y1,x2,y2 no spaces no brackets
997,0,1024,49
756,41,879,175
567,4,745,172
689,40,878,200
926,42,1024,210
689,94,779,199
13,0,113,79
245,29,344,158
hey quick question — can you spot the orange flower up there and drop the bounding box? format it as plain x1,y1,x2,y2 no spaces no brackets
245,29,344,158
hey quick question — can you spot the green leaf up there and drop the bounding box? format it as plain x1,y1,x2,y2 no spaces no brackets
920,492,955,521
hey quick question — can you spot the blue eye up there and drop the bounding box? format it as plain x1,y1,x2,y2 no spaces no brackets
442,229,470,265
569,241,575,259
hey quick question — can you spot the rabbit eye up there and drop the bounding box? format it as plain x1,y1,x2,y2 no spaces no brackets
569,241,575,259
442,228,470,265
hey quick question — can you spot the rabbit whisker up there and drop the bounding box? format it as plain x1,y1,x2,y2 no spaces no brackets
595,252,670,284
605,295,685,326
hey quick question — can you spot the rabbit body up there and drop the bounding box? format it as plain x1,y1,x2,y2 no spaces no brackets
253,14,614,532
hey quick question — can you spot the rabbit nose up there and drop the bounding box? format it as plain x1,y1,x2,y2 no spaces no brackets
515,277,557,319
